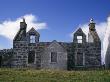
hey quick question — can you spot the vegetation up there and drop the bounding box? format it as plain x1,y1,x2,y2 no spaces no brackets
0,68,110,82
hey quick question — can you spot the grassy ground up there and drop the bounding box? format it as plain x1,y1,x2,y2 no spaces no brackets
0,68,110,82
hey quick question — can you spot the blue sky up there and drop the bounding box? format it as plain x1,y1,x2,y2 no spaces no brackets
0,0,110,49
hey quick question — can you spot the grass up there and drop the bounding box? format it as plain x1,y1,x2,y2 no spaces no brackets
0,68,109,82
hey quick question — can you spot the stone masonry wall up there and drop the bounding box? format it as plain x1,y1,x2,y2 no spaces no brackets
12,41,28,68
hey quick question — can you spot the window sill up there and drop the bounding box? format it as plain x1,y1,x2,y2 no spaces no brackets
50,62,57,64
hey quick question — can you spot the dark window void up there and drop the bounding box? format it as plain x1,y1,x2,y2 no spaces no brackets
76,52,83,66
30,35,35,43
28,51,35,64
51,52,57,63
0,56,2,67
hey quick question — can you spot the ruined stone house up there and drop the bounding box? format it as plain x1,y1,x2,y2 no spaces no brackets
0,18,101,70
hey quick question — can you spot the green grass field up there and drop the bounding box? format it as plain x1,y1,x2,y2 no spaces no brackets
0,68,110,82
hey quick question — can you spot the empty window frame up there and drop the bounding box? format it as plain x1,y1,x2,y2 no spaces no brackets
51,52,57,63
76,52,83,66
28,51,35,64
30,35,35,43
77,36,82,43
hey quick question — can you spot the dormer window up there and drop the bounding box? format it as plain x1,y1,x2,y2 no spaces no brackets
77,36,82,43
30,35,35,43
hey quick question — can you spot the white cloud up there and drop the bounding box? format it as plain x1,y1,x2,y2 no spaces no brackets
103,17,110,63
0,14,47,40
70,19,107,63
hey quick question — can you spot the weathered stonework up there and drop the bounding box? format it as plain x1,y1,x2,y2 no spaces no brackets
0,19,101,70
41,40,67,70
